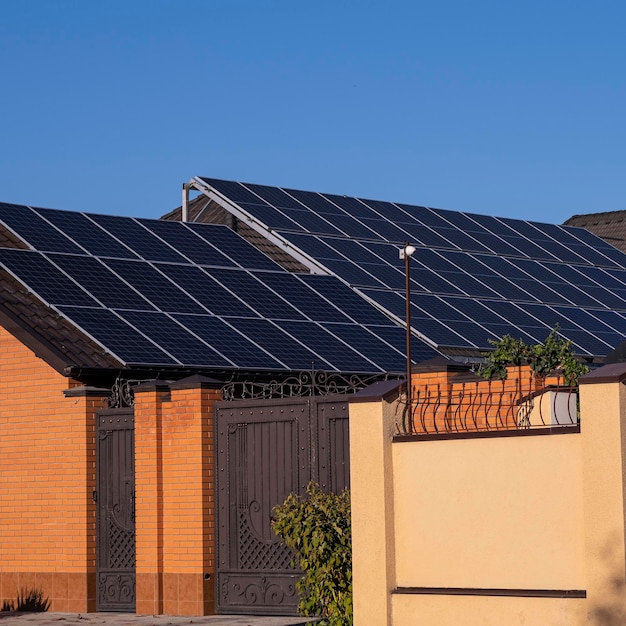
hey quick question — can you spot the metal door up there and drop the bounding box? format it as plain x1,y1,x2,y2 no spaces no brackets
215,395,350,615
96,408,136,611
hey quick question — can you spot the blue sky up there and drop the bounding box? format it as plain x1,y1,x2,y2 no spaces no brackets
1,1,625,223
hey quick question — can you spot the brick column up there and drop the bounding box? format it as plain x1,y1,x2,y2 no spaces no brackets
133,380,170,615
61,385,110,613
161,375,222,616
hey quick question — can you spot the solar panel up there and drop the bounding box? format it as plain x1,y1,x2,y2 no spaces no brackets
256,273,353,323
186,223,282,271
276,320,382,372
0,203,84,254
89,214,189,263
231,203,305,231
155,264,259,318
35,208,138,259
137,219,238,267
173,314,285,369
225,317,334,371
196,178,626,358
323,194,381,220
358,218,413,243
318,323,407,372
102,259,206,314
0,249,100,307
364,324,439,364
299,275,400,325
201,268,307,320
242,182,308,210
276,208,346,236
57,306,179,365
49,254,156,311
0,199,445,374
117,310,234,367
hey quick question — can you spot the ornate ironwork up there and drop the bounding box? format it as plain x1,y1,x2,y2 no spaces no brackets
397,375,579,436
108,377,147,408
97,572,135,611
222,369,395,401
219,573,298,612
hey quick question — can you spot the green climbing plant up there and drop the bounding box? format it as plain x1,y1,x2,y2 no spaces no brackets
477,325,589,386
272,482,352,626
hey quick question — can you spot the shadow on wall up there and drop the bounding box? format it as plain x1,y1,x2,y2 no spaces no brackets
0,587,50,615
589,537,626,625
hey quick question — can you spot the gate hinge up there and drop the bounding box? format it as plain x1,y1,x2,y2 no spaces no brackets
92,490,98,503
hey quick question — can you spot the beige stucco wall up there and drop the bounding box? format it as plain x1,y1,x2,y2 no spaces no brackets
393,432,585,590
580,379,626,623
349,396,398,626
350,371,626,626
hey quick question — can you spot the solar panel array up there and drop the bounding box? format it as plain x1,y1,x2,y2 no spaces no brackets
201,177,626,358
0,202,440,373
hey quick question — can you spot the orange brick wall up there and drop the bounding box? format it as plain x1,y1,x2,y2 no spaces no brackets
0,328,223,617
409,363,557,433
0,326,107,611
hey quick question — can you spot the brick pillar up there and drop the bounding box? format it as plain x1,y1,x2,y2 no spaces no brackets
61,385,110,613
161,375,222,616
133,380,170,616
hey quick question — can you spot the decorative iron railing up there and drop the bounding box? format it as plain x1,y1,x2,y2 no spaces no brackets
397,375,579,436
221,370,394,401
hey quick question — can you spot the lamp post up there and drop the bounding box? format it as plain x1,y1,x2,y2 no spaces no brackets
400,243,416,429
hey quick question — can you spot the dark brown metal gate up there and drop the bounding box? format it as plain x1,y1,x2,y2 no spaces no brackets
215,395,350,615
96,408,136,612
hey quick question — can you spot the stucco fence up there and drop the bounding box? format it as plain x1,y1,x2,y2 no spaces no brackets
348,363,626,626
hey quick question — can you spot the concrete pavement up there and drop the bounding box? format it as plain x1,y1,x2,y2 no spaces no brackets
0,613,318,625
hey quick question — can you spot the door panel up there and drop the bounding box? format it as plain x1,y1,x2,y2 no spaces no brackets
96,409,136,612
216,395,351,615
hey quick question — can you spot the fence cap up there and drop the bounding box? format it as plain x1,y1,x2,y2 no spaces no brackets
579,362,626,385
170,374,223,390
350,379,404,403
411,356,472,374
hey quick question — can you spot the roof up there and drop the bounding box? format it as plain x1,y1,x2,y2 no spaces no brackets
564,210,626,254
176,176,626,361
0,201,439,378
4,178,626,382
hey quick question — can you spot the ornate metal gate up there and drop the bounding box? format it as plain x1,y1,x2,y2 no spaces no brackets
215,395,350,615
96,408,136,611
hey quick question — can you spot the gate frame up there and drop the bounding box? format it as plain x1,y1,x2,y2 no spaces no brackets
214,393,351,615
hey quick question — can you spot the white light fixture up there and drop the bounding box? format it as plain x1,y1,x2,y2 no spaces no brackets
399,245,416,260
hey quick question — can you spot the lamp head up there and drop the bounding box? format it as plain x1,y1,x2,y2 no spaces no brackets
399,245,416,259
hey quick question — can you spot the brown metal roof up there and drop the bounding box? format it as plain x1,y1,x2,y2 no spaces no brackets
564,210,626,253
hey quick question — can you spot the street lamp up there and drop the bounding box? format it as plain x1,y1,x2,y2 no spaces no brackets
399,243,416,430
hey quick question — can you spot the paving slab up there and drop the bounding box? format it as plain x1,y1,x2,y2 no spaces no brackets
0,613,318,626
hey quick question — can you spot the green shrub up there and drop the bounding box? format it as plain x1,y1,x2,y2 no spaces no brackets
273,482,352,626
477,325,589,385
